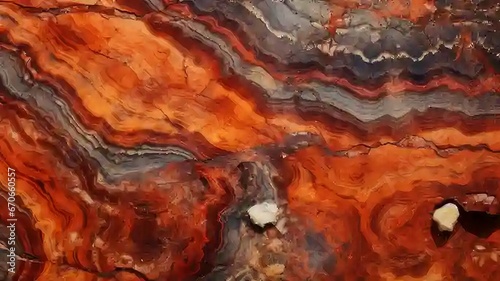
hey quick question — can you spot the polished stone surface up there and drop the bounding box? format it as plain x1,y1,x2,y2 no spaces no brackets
0,0,500,280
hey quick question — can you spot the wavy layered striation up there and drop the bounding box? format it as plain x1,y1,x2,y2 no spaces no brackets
0,0,499,280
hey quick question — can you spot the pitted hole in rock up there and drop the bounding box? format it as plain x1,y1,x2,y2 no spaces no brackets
237,162,255,191
458,192,500,237
199,175,210,190
459,207,500,238
130,218,164,262
432,198,500,246
461,192,500,214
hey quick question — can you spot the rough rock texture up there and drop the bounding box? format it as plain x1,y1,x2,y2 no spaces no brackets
0,0,500,280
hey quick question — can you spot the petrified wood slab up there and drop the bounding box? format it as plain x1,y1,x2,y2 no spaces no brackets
0,0,500,280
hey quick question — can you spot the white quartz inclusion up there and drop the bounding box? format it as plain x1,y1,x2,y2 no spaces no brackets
247,202,279,227
432,203,460,232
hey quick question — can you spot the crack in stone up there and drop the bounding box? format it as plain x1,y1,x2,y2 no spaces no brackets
0,1,147,19
335,135,500,159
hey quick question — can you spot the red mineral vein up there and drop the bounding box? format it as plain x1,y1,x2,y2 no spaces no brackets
166,3,500,97
0,4,498,153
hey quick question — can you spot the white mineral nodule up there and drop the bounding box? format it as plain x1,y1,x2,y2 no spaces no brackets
432,203,460,232
247,202,279,227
